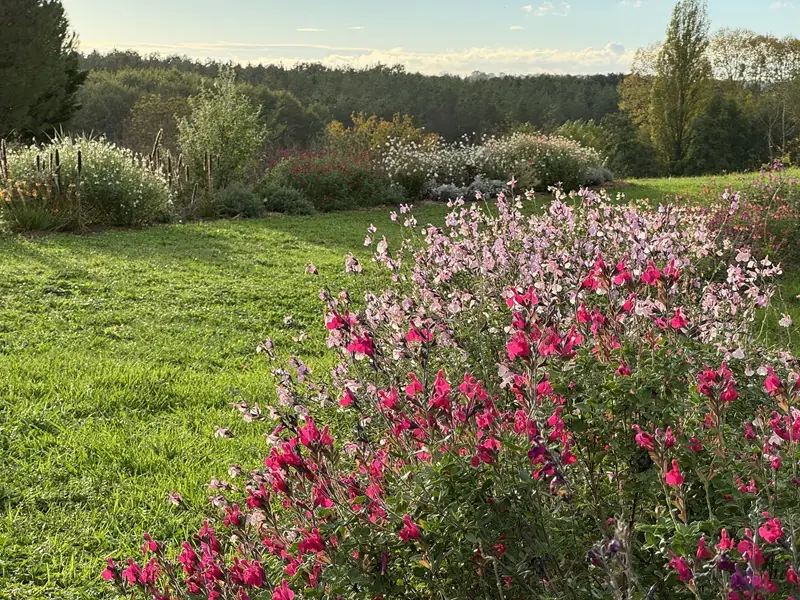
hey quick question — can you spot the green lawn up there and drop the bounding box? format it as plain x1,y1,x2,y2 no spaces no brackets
0,177,797,599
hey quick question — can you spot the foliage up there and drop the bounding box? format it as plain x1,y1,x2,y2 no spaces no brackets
81,52,624,142
178,69,267,191
258,151,394,212
650,0,713,173
552,119,610,152
325,113,438,158
4,134,170,228
101,185,800,600
214,183,264,219
123,93,190,156
260,183,316,215
0,0,86,139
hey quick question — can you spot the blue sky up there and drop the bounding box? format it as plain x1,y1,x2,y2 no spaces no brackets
62,0,798,75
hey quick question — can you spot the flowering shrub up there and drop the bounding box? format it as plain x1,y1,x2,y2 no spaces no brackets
258,151,400,212
381,133,611,199
709,167,800,268
105,186,800,600
4,134,170,228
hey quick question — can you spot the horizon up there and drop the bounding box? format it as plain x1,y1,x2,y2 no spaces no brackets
62,0,798,76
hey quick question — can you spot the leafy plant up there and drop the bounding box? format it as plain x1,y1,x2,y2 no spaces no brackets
104,186,800,600
4,133,170,228
260,183,316,215
215,183,264,219
178,68,267,191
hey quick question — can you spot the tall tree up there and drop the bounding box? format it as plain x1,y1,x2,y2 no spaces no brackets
0,0,86,139
650,0,712,173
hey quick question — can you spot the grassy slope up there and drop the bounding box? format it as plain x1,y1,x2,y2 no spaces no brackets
0,174,797,598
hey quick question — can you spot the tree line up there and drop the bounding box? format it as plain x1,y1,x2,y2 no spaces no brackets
2,0,799,179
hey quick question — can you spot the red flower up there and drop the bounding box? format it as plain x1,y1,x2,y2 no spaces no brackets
398,514,421,541
696,536,712,560
298,528,325,554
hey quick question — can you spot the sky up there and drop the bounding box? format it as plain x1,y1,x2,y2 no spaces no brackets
61,0,798,76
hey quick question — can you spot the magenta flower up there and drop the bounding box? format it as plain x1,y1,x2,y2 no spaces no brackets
670,308,688,330
758,518,784,544
764,367,783,396
668,554,692,582
665,460,684,487
696,536,712,560
616,362,631,376
641,261,662,286
399,514,421,541
507,331,531,361
272,580,295,600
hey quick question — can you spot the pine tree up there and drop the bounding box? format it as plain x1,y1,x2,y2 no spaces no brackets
0,0,86,139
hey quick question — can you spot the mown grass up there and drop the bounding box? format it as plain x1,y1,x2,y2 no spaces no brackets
0,175,797,599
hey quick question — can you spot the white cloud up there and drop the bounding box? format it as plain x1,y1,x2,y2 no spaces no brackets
296,28,324,32
348,26,365,30
80,41,634,76
769,1,795,7
522,2,571,17
510,25,525,30
619,0,643,7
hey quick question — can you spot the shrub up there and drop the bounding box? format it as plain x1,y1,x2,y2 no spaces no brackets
382,133,610,197
105,187,799,600
178,68,267,190
325,113,438,159
260,183,316,215
3,134,170,228
215,183,264,219
709,167,800,268
482,133,610,191
259,151,393,212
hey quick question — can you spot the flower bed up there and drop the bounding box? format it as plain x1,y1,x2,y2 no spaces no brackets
104,187,800,600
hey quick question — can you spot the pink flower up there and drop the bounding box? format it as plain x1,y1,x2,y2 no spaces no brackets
616,362,632,376
758,518,783,544
696,536,713,560
347,333,374,356
101,558,118,582
298,528,325,554
632,425,655,451
665,460,684,486
506,331,531,360
298,418,320,447
641,261,662,286
339,389,356,407
668,554,692,582
764,367,783,396
788,566,799,585
670,308,688,330
399,514,421,541
273,580,295,600
718,529,735,551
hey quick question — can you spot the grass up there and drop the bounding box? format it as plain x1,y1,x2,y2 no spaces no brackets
0,174,798,599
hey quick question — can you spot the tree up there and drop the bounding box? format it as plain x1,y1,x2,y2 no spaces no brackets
177,68,268,189
0,0,86,139
650,0,712,173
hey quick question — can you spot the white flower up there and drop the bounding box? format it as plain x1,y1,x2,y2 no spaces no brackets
779,314,793,328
